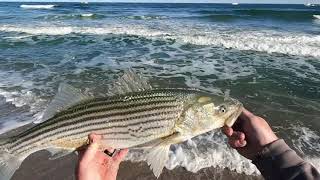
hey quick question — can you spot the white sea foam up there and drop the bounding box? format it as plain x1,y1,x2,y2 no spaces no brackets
81,13,94,17
126,15,167,20
313,15,320,19
4,35,33,40
0,71,47,133
0,26,73,35
291,126,320,155
126,125,320,175
0,24,319,57
20,5,55,9
178,33,320,57
126,131,260,175
285,126,320,171
0,25,168,37
0,90,46,134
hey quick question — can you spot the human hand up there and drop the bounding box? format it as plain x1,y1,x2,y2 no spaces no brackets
222,108,278,160
76,133,128,180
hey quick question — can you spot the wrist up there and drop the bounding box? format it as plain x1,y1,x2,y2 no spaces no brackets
252,138,281,162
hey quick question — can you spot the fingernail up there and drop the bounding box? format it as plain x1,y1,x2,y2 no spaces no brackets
240,140,247,147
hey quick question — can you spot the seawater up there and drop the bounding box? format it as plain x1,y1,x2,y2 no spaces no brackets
0,2,319,177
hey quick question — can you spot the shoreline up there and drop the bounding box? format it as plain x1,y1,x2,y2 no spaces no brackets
12,150,262,180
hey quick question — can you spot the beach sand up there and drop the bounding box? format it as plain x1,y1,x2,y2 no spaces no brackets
11,150,263,180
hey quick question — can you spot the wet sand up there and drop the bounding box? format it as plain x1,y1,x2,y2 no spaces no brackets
12,150,263,180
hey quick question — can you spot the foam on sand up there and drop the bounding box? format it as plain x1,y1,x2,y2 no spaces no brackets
20,5,55,9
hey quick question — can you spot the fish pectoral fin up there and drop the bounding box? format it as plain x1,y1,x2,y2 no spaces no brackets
146,144,171,178
47,148,74,160
36,83,90,123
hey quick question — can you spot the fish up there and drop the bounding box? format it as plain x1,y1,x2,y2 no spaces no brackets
0,70,243,179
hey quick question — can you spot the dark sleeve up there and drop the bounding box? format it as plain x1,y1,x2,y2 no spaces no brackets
252,139,320,180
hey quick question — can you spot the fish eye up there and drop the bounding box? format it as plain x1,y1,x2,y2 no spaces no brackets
219,105,227,113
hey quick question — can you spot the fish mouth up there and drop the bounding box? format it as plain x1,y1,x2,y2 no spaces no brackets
225,102,243,127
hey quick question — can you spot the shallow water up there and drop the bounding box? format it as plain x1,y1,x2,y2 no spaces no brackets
0,2,319,177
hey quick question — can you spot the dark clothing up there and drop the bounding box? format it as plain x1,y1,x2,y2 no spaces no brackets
253,139,320,180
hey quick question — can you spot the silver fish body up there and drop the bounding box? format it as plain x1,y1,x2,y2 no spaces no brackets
4,89,200,155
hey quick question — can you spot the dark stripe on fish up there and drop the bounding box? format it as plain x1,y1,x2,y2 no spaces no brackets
12,108,179,154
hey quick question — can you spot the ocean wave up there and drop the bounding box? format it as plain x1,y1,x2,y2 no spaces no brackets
20,5,55,9
196,9,319,21
81,13,93,17
125,15,168,20
39,13,106,20
290,126,320,155
0,25,319,57
0,25,169,37
314,15,320,19
0,71,47,119
178,33,320,57
0,88,45,134
289,126,320,171
195,14,247,21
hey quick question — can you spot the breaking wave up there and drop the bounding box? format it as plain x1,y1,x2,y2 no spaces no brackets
0,25,319,57
125,15,168,20
39,13,105,20
20,5,55,9
178,33,320,57
195,14,248,21
0,25,169,37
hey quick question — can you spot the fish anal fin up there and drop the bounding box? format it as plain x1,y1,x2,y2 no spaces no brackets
37,83,90,123
0,149,26,180
47,148,74,160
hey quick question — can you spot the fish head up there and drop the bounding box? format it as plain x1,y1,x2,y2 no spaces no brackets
186,95,243,134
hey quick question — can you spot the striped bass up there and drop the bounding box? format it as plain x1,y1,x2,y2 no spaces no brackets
0,70,243,179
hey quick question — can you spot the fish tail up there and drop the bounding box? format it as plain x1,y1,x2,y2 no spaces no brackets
0,140,24,180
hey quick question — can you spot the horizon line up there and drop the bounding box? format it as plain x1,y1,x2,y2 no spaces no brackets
0,1,309,5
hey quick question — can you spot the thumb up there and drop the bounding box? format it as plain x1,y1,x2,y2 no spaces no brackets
81,133,102,161
82,141,100,161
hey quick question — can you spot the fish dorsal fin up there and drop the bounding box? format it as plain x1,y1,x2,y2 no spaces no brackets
36,83,89,123
107,69,152,96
